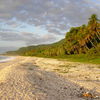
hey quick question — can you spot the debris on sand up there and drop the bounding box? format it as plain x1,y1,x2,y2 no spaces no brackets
77,87,100,99
80,91,100,99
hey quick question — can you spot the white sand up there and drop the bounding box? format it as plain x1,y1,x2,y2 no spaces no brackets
0,56,99,100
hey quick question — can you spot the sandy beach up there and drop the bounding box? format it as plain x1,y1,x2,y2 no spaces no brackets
0,56,100,100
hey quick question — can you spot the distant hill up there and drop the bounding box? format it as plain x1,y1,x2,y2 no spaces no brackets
6,14,100,57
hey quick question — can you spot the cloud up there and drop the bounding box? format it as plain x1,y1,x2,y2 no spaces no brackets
0,31,58,46
0,31,23,41
0,0,100,52
0,47,17,53
21,32,58,45
1,0,100,25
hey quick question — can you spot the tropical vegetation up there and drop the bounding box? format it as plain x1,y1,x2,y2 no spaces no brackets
6,14,100,64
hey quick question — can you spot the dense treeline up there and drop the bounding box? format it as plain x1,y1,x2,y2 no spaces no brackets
7,14,100,57
64,14,100,55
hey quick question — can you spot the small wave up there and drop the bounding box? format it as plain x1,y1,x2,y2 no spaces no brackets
0,56,15,63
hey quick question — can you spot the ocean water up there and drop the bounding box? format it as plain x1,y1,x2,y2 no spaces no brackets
0,56,14,62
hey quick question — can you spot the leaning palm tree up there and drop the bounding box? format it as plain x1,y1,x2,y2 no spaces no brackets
88,14,100,39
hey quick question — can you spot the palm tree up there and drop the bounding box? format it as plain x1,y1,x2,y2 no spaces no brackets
88,14,98,25
88,14,100,40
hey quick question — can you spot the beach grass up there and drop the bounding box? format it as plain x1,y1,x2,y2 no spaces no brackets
35,54,100,65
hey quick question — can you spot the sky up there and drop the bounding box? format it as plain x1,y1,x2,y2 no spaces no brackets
0,0,100,53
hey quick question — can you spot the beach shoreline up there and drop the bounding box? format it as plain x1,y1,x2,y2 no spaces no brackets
0,56,15,63
0,56,99,99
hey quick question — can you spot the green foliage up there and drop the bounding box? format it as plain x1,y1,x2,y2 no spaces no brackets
6,14,100,64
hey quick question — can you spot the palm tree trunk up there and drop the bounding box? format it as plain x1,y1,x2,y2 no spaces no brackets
85,44,89,50
89,39,96,48
96,32,100,40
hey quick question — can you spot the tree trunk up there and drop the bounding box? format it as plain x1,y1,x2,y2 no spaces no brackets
84,44,89,50
96,32,100,40
89,39,96,48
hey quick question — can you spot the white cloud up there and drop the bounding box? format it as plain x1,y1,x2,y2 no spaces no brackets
0,0,100,52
